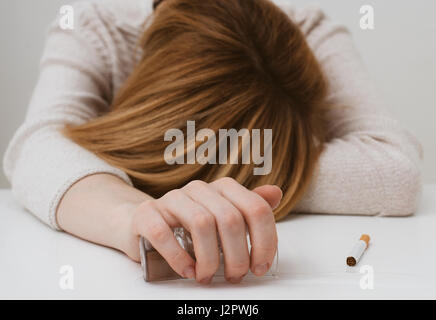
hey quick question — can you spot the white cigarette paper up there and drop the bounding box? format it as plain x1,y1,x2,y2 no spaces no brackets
346,234,370,266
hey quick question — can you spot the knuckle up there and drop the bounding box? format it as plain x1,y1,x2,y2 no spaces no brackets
185,179,207,190
134,199,155,217
136,199,154,211
163,189,183,201
249,199,272,220
192,212,215,231
144,199,159,212
148,224,169,243
216,176,236,186
220,212,244,232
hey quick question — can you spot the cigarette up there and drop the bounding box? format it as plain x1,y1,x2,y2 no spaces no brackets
346,234,370,267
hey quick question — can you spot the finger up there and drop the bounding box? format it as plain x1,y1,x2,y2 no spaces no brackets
211,178,278,277
156,189,220,284
133,200,196,279
183,180,250,283
251,185,283,210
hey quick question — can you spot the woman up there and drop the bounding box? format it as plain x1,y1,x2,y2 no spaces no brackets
3,0,423,285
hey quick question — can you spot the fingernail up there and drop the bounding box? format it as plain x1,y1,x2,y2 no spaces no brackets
183,266,196,279
199,276,213,284
228,276,243,284
254,263,269,276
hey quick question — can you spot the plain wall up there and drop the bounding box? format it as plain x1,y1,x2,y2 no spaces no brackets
1,0,435,188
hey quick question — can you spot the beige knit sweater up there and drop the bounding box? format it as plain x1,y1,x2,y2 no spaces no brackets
3,0,423,230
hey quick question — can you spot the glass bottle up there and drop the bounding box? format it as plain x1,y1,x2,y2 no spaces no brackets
140,227,279,282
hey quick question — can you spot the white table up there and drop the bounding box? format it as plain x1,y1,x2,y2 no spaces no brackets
1,186,435,299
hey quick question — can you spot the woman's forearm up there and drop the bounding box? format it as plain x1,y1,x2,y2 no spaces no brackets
56,173,152,261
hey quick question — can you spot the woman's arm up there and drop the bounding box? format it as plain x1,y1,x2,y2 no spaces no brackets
56,173,150,261
292,7,423,216
3,3,134,230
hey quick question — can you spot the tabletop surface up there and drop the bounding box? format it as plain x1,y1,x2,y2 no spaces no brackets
1,186,435,299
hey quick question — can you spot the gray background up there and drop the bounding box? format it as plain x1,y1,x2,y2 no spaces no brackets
1,0,435,188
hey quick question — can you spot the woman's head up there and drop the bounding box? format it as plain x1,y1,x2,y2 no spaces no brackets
64,0,329,220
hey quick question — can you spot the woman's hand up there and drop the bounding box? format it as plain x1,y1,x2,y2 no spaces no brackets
126,177,282,284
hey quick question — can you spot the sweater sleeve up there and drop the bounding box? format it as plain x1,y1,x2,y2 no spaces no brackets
2,3,133,230
292,8,424,216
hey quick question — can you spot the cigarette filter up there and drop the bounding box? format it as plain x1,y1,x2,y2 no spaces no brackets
346,234,370,267
139,227,279,282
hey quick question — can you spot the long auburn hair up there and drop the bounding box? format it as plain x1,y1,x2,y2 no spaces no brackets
64,0,330,221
